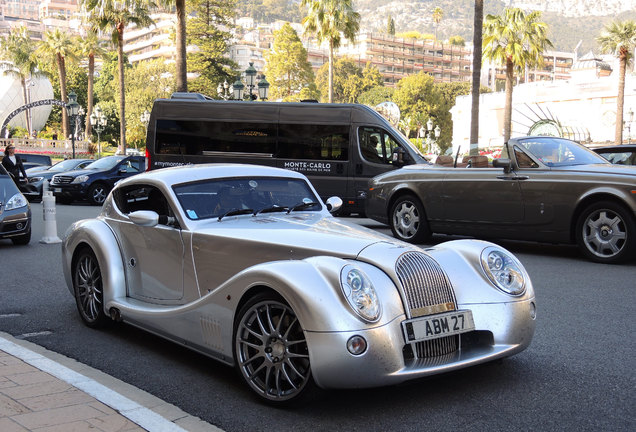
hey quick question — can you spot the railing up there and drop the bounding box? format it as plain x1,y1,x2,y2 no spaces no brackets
0,138,91,157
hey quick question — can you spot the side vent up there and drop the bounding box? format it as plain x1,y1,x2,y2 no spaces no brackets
200,316,223,350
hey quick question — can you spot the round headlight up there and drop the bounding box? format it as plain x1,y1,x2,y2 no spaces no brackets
480,247,526,295
340,265,381,322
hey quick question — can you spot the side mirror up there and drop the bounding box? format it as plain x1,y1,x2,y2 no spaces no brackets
492,158,512,174
128,210,159,227
325,196,343,213
392,147,405,167
119,167,127,174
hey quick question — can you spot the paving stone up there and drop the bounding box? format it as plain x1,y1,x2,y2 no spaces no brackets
0,380,72,400
11,404,104,429
0,393,30,416
86,414,146,432
0,364,39,376
0,417,29,432
31,420,100,432
7,371,57,386
20,389,94,411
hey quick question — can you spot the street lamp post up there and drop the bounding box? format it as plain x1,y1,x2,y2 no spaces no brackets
232,62,270,101
217,80,232,100
424,118,440,154
90,105,107,158
625,108,634,144
66,91,81,159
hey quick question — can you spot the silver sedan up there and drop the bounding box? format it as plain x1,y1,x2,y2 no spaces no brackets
62,164,536,404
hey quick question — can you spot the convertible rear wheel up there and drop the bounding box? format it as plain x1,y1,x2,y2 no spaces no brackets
390,194,431,243
234,293,313,405
576,201,635,264
73,248,107,327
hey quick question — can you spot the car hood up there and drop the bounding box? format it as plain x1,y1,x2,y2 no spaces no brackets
190,213,402,289
54,167,102,178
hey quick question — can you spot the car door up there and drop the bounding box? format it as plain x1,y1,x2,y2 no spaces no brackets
112,157,143,186
108,184,185,301
441,152,525,224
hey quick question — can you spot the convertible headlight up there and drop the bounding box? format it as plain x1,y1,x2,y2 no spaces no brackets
480,247,526,295
72,175,89,184
340,265,381,322
4,193,28,211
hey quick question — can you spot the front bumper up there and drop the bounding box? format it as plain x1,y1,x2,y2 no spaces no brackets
0,208,31,240
51,183,89,200
306,298,536,389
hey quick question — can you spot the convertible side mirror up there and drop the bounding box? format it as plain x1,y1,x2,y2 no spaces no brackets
129,210,159,227
493,158,512,174
325,196,343,213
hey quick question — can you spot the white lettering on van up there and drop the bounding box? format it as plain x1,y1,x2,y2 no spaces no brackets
284,161,332,173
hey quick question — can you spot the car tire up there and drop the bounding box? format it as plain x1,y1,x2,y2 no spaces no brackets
88,183,109,206
390,194,431,243
575,200,636,264
233,292,316,405
11,228,31,245
73,248,108,328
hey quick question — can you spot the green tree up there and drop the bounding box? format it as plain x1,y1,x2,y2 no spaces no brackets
81,0,155,153
387,15,395,36
0,26,40,134
432,7,443,42
357,86,395,107
77,30,106,138
449,35,465,46
302,0,360,103
597,20,636,145
265,23,314,101
483,7,552,143
362,61,384,89
187,0,238,97
470,0,484,153
159,0,187,92
315,58,380,103
125,59,174,147
396,31,434,40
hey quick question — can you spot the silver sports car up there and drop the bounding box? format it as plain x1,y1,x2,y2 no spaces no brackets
62,164,536,404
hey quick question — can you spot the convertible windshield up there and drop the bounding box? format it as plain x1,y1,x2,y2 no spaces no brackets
518,137,608,167
173,177,321,220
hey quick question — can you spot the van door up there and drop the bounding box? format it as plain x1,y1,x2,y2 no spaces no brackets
276,122,350,204
351,126,406,213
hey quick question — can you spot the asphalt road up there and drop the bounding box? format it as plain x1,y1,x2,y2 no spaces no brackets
1,202,634,432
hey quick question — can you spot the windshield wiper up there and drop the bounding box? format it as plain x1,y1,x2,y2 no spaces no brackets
218,208,254,221
287,201,320,214
254,205,289,215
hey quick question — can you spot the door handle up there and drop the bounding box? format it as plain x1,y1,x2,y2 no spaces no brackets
497,175,529,180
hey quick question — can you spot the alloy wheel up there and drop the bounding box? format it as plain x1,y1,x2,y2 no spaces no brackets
582,209,627,260
393,200,420,240
75,252,104,324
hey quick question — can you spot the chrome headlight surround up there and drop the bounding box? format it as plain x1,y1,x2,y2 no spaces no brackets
5,193,28,211
480,246,526,296
72,175,90,184
340,265,381,322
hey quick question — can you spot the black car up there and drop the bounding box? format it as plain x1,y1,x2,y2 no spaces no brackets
593,144,636,165
50,155,145,205
0,164,31,245
23,158,93,202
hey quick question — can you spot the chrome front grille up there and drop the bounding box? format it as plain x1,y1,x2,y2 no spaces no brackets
396,251,459,359
51,175,73,185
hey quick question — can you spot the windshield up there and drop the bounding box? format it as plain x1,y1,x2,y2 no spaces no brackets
84,156,124,170
48,159,85,172
173,177,321,220
517,137,608,167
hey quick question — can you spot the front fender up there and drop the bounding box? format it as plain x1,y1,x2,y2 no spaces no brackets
62,218,126,306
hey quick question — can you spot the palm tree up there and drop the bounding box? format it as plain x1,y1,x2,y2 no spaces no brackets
597,20,636,145
0,26,40,135
37,28,76,138
301,0,360,103
80,0,155,153
432,7,443,42
469,0,483,154
77,31,106,138
159,0,187,92
483,8,552,143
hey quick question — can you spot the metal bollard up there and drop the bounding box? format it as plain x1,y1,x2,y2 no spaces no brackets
39,191,62,244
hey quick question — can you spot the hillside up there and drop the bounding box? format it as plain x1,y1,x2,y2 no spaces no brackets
236,0,636,53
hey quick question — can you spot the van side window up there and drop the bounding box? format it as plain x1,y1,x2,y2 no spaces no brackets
278,124,349,160
359,127,400,165
156,119,276,156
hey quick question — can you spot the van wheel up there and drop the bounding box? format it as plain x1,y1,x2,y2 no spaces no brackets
390,194,431,243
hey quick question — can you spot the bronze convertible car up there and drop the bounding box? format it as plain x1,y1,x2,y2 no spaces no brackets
366,136,636,264
62,164,536,404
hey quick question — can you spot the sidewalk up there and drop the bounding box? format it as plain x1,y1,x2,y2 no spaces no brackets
0,332,222,432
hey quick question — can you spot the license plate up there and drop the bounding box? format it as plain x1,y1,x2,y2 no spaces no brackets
54,188,61,193
402,310,475,342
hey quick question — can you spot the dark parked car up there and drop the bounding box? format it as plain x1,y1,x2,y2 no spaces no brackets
366,136,636,264
50,155,145,205
593,144,636,165
0,164,31,245
18,153,53,170
23,159,93,201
